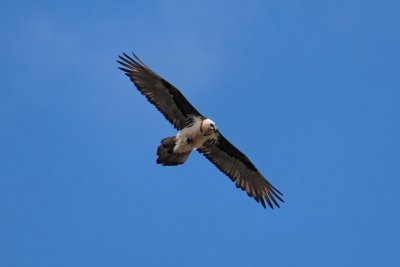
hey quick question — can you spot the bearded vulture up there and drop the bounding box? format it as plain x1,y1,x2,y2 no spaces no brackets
117,52,284,209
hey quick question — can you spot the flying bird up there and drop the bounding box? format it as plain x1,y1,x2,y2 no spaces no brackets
117,52,284,209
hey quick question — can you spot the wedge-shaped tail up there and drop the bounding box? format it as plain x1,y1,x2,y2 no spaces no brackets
157,137,191,166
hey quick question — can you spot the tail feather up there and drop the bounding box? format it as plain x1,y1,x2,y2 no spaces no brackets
157,137,191,166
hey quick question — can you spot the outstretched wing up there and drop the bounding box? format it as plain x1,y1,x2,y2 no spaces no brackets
117,53,202,130
198,133,284,209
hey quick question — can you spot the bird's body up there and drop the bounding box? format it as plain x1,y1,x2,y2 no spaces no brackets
176,117,217,152
117,52,284,209
157,117,218,165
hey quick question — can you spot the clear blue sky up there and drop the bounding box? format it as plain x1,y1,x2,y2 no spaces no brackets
1,1,399,266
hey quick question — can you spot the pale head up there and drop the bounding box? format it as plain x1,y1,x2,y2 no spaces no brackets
201,118,217,136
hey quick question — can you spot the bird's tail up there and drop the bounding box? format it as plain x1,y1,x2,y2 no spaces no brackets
156,137,191,166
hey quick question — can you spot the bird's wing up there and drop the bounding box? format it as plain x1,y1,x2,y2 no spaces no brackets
117,53,202,130
197,133,284,209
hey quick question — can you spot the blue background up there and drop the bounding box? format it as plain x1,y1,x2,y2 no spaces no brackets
1,1,399,266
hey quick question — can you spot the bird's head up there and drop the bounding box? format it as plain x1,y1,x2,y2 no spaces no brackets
201,119,217,136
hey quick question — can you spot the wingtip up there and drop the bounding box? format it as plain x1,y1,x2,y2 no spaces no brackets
132,52,148,68
268,192,280,208
122,52,130,59
265,197,274,209
270,189,284,203
117,66,131,75
271,184,284,196
259,198,267,209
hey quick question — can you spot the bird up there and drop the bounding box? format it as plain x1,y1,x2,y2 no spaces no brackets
117,52,284,209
